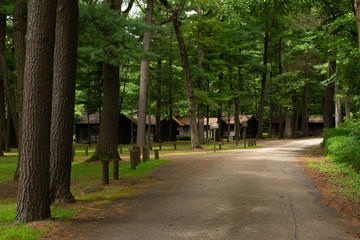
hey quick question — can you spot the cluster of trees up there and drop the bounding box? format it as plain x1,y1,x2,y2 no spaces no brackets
0,0,360,224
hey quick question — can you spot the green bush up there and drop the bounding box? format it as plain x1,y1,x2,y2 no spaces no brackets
179,135,191,141
326,136,360,171
321,127,349,147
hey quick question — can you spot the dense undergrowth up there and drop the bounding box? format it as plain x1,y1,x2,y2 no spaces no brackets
322,113,360,171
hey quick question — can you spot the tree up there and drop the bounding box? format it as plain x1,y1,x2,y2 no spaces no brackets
0,13,6,156
15,0,58,223
88,0,135,183
13,0,27,180
159,0,200,148
137,0,154,152
49,0,78,204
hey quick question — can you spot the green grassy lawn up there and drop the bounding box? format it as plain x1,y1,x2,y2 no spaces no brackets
0,149,171,240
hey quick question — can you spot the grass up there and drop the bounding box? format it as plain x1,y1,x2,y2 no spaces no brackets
307,146,360,200
0,149,171,239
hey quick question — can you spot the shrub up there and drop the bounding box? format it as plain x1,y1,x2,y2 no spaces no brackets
326,136,360,171
321,127,349,147
179,135,191,141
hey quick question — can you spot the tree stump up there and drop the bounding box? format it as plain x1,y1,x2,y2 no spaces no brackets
174,143,177,150
154,149,159,159
219,143,222,149
143,146,150,162
244,139,246,149
130,145,140,169
118,144,123,154
159,141,162,150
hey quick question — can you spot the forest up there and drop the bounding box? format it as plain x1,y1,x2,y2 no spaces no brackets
0,0,360,225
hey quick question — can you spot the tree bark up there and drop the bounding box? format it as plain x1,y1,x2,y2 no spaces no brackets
90,1,122,164
49,0,78,204
5,111,10,152
90,63,120,162
197,35,205,143
15,0,58,224
301,82,309,137
0,14,19,146
0,60,4,154
257,31,268,139
227,101,231,142
155,59,161,142
323,61,336,129
13,0,28,180
136,0,153,151
334,83,341,127
234,68,241,141
278,105,284,138
354,0,360,52
159,0,199,148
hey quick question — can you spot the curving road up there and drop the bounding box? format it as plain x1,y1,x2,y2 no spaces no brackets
46,138,351,240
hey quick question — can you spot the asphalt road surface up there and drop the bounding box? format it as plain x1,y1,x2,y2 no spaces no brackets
47,138,351,240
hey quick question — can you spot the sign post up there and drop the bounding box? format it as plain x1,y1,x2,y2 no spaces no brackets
210,123,219,153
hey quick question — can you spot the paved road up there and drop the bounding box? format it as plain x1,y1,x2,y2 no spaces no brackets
48,138,350,240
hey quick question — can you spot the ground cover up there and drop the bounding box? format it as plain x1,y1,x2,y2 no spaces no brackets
0,151,171,240
304,145,360,238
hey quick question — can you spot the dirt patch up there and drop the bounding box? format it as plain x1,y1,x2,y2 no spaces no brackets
301,154,360,239
0,180,18,200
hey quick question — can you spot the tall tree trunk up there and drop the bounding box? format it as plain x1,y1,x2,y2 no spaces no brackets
301,82,309,137
280,38,293,139
257,31,269,139
323,61,335,129
13,0,28,180
15,0,58,224
234,68,241,141
334,83,342,127
0,14,19,146
136,0,153,151
278,105,284,139
216,72,223,142
155,59,161,142
217,104,223,141
5,111,10,152
172,18,199,148
354,0,360,52
147,81,152,149
0,63,4,154
90,0,122,164
268,103,273,138
159,0,199,148
169,89,173,141
197,38,205,144
227,101,231,142
90,63,120,162
49,0,78,204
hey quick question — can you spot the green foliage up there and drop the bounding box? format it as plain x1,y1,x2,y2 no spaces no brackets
323,114,360,170
326,136,360,171
0,225,46,240
321,127,349,147
179,135,191,141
